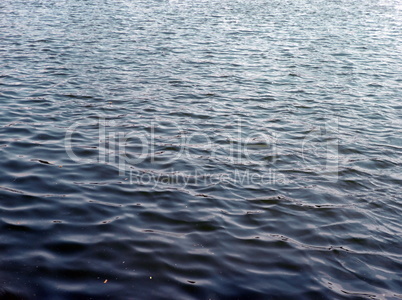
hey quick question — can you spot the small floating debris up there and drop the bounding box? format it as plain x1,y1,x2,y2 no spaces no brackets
38,159,52,165
196,194,208,197
187,280,196,284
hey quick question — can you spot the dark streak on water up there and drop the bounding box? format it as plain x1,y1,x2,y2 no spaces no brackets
1,0,402,299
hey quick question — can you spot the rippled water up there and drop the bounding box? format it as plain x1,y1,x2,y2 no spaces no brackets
1,0,402,299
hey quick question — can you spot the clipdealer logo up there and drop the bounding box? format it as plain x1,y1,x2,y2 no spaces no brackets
64,114,339,186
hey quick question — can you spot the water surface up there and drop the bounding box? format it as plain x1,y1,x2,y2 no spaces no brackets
0,0,402,299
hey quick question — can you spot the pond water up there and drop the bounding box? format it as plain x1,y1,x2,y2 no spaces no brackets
0,0,401,299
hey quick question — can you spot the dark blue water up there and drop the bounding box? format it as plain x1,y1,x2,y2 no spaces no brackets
1,0,402,299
